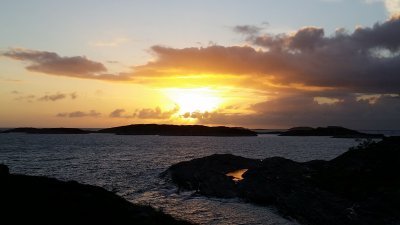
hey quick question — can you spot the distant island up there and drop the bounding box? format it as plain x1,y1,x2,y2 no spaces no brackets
1,125,385,138
163,137,400,225
0,164,193,225
278,126,384,138
1,127,91,134
1,124,256,136
98,124,257,136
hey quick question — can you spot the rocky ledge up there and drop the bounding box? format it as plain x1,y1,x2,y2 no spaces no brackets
0,165,193,225
279,126,384,138
163,137,400,225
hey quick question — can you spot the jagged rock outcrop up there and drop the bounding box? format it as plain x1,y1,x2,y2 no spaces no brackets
164,137,400,225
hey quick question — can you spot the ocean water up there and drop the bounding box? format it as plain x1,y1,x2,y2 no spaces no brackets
0,133,362,224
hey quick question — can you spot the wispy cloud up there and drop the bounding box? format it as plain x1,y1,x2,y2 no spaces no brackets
109,105,180,119
109,109,135,118
13,91,78,102
14,95,36,103
89,37,129,47
0,78,22,82
56,110,101,118
233,25,263,35
136,105,180,119
38,93,66,101
38,92,77,101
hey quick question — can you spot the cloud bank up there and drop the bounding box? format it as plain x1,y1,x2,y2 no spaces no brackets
196,94,400,129
3,17,400,128
3,18,400,95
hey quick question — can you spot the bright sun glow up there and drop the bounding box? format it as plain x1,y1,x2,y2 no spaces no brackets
164,88,223,115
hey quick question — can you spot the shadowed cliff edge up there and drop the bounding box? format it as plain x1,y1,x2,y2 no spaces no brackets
0,165,193,225
163,137,400,225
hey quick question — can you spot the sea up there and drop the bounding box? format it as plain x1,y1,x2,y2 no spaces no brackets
0,131,399,225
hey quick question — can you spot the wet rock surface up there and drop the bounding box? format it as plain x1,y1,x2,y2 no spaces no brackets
165,137,400,225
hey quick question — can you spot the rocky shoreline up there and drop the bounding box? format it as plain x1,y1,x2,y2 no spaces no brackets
163,137,400,225
0,165,193,225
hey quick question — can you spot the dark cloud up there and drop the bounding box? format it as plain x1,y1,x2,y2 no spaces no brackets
133,18,400,94
2,49,130,81
197,94,400,129
56,110,101,118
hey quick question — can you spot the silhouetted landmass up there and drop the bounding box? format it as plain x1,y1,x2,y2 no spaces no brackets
98,124,257,136
0,165,193,225
279,126,384,138
164,137,400,225
252,129,285,134
1,127,91,134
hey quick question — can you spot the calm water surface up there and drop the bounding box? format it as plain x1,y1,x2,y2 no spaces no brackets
0,133,359,225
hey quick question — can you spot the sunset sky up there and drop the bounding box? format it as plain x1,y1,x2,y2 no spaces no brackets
1,0,399,129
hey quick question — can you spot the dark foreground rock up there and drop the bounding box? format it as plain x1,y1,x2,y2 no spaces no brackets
98,124,257,136
279,126,384,138
2,127,91,134
164,137,400,225
0,165,193,225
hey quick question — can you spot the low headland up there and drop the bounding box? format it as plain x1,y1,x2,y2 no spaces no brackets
163,137,400,225
0,164,193,225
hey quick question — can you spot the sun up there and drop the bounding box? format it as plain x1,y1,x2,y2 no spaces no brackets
164,88,222,114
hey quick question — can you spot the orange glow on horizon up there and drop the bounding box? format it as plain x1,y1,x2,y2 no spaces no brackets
164,88,223,116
